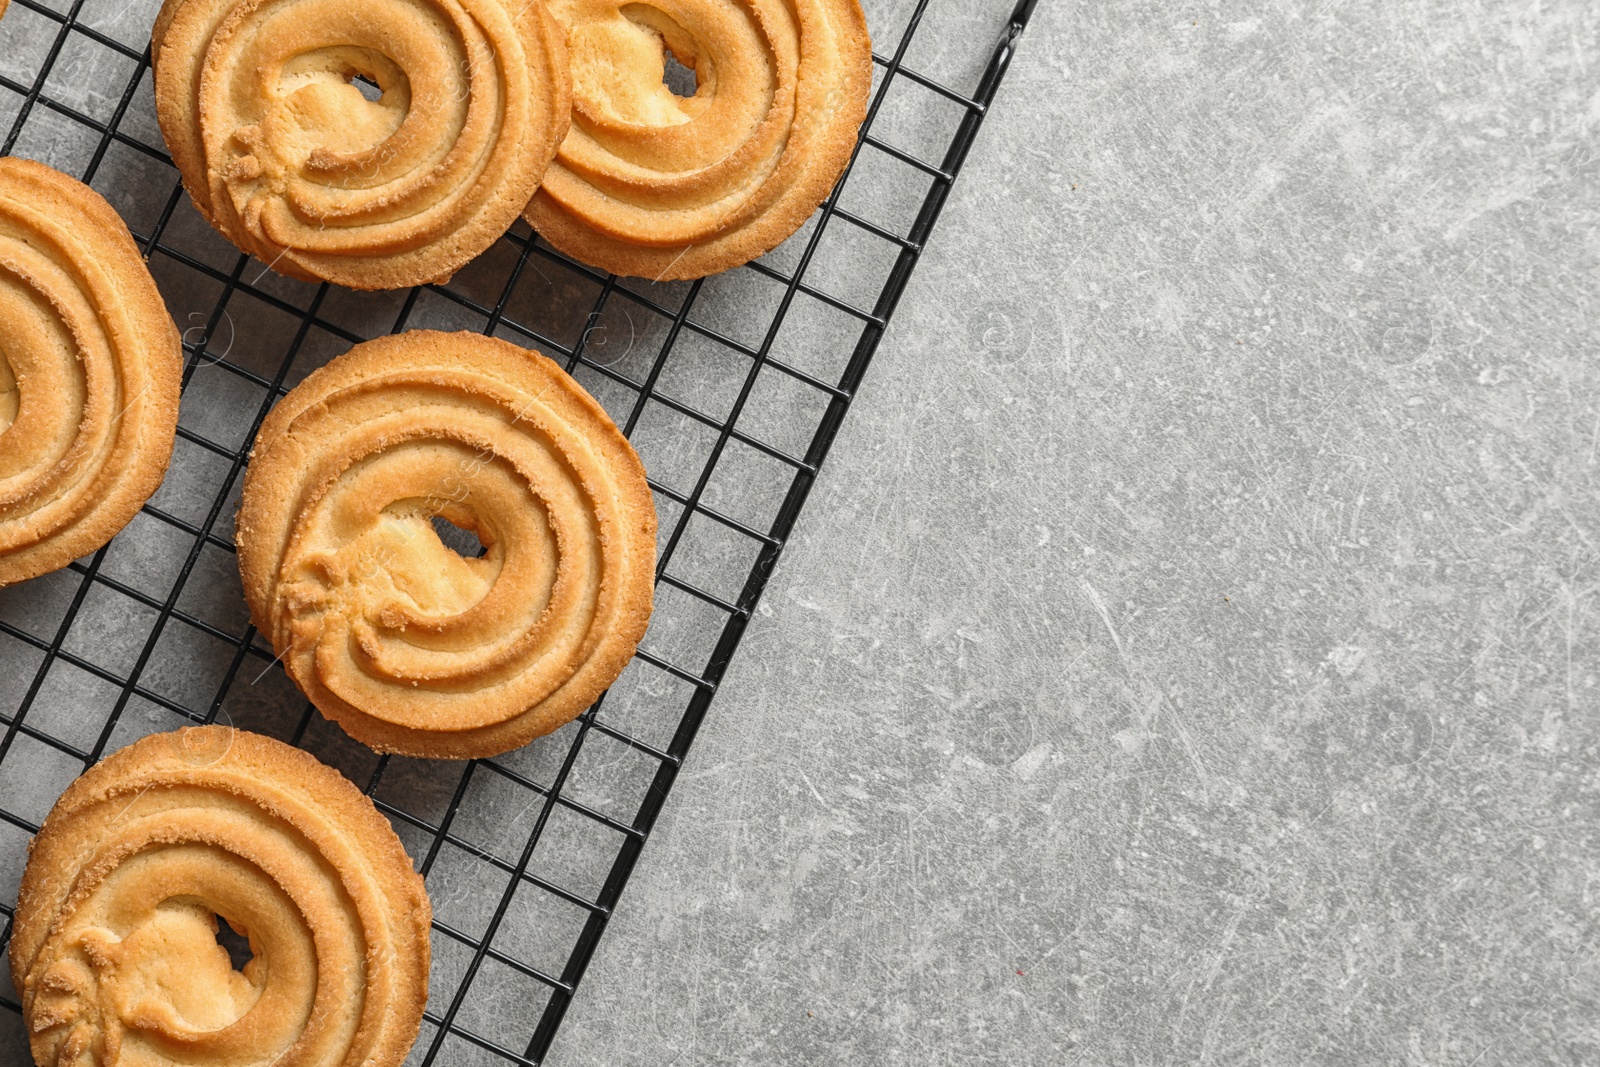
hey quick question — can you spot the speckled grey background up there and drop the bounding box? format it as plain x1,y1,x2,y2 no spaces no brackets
2,0,1598,1062
546,0,1600,1063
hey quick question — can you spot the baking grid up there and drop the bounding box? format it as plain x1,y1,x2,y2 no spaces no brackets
0,0,1037,1060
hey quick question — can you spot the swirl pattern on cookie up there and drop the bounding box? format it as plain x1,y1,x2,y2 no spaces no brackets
237,331,657,757
11,727,430,1067
0,158,181,588
152,0,572,289
524,0,872,279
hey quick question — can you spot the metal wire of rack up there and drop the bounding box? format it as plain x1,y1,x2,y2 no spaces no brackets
0,0,1037,1061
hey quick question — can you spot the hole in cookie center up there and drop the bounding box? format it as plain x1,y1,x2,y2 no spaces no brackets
350,73,383,102
276,47,409,163
661,48,697,97
0,349,16,436
215,916,254,972
432,514,487,558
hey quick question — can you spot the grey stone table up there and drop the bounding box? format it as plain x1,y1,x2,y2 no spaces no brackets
546,0,1600,1063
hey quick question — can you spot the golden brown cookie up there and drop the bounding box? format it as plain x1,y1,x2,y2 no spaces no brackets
237,330,657,758
0,158,182,588
11,727,431,1067
151,0,572,290
524,0,873,280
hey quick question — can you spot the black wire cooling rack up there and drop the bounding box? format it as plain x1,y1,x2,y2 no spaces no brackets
0,0,1037,1061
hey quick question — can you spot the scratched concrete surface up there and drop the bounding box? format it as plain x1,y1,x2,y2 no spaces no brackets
0,0,1597,1063
547,1,1600,1064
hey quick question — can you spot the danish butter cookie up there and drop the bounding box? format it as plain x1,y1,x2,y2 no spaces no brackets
0,158,181,587
238,330,657,758
152,0,572,289
525,0,872,279
12,727,431,1067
